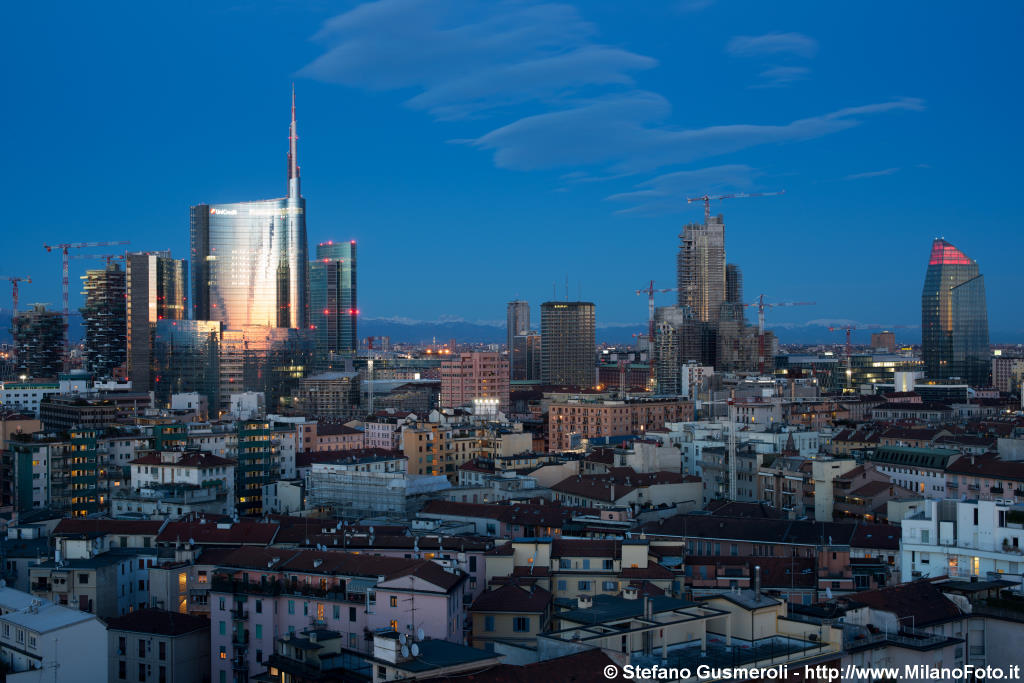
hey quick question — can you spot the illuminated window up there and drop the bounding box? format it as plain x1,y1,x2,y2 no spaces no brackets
390,597,398,608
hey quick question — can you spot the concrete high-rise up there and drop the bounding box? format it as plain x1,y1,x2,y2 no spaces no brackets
440,351,510,413
540,301,595,387
507,300,530,379
12,304,66,379
309,241,357,361
126,251,187,392
921,238,990,386
677,214,726,323
191,89,308,329
80,263,126,378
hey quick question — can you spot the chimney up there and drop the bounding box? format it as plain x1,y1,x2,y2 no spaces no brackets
754,565,761,596
643,595,652,619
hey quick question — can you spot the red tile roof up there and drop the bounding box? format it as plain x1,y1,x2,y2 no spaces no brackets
157,519,279,546
470,583,551,613
130,451,235,468
54,519,164,537
844,579,964,626
105,608,210,636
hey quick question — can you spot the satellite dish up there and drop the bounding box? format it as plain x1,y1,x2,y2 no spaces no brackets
401,645,409,658
399,633,407,645
411,643,420,657
416,627,425,642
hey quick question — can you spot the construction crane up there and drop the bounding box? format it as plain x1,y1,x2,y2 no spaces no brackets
743,295,815,374
827,324,906,358
43,241,130,318
0,276,30,317
686,190,785,222
635,281,677,387
68,253,126,268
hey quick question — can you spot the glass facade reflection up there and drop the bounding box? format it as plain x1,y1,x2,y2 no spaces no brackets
126,251,187,392
153,320,222,410
190,92,308,329
309,241,357,364
921,238,990,386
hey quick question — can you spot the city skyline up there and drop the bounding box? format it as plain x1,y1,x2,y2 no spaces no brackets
2,2,1022,342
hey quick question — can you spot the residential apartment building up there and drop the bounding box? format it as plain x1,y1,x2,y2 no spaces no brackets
106,608,210,683
548,397,694,452
440,352,510,413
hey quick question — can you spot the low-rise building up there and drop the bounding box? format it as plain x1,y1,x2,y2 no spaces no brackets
105,608,210,683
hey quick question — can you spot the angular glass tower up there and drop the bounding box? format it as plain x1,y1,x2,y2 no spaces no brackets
309,241,357,361
921,238,990,385
191,90,308,329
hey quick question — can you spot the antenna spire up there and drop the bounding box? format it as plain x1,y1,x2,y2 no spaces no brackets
288,84,300,193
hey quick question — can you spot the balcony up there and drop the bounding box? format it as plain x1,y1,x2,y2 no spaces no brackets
232,631,250,647
30,581,51,593
991,486,1005,494
231,657,249,672
230,607,249,620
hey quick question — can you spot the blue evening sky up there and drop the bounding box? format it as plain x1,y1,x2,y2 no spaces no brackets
2,1,1021,341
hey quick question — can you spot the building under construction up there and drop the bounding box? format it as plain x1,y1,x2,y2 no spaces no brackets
677,214,726,324
12,304,66,378
80,263,126,378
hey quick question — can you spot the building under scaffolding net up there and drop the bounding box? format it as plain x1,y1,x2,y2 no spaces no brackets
13,304,66,379
306,466,450,520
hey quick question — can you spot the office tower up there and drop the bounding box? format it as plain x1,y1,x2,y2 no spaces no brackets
921,238,990,386
79,262,127,378
152,320,222,411
309,241,357,362
191,90,308,329
126,251,187,392
506,300,530,350
677,214,726,323
653,306,689,394
440,351,510,412
12,304,67,379
870,331,897,353
540,301,595,387
511,332,542,381
218,326,315,415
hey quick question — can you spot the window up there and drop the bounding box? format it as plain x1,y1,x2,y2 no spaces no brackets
255,599,262,614
119,636,126,654
389,619,398,631
390,596,398,608
219,672,226,683
484,615,495,632
557,580,567,591
218,598,225,610
513,617,530,632
138,663,146,682
256,650,263,664
582,559,590,569
158,666,166,683
974,508,980,525
603,559,614,570
577,581,591,591
139,639,146,657
333,605,340,619
288,600,295,615
78,573,89,584
119,661,126,680
469,556,477,572
219,646,226,660
349,607,357,622
730,544,739,556
602,581,617,591
158,642,165,661
921,530,930,544
219,621,226,635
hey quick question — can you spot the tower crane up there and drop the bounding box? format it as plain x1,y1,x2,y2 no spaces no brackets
0,277,31,316
827,324,907,358
743,295,815,374
43,241,130,317
686,190,785,222
635,281,677,387
68,253,126,268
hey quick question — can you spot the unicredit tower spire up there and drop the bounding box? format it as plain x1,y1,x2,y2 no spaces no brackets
288,83,300,196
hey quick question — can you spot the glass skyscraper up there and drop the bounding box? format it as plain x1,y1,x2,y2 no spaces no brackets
309,240,357,362
126,250,187,392
921,238,990,386
191,91,308,329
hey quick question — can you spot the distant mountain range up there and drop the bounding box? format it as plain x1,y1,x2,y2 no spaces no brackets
1,312,1019,347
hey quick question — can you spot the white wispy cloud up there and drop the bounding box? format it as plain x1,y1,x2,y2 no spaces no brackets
844,167,901,180
300,0,655,120
752,65,811,88
726,32,818,59
300,2,923,212
605,164,758,215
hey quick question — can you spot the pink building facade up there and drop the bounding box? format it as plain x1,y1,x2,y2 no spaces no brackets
441,352,510,413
